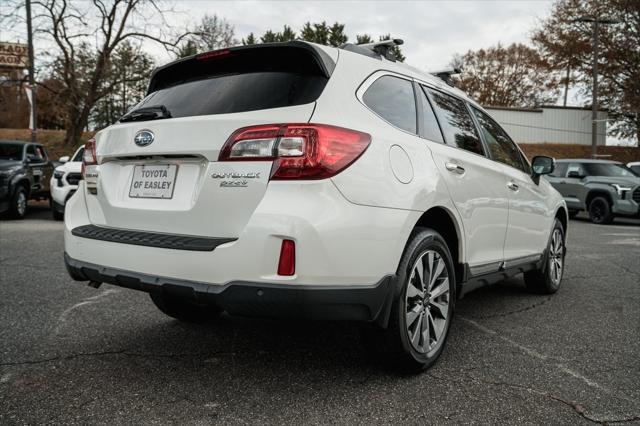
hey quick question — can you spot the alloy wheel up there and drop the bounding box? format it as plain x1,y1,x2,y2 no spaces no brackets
548,228,564,286
405,250,450,355
16,192,26,216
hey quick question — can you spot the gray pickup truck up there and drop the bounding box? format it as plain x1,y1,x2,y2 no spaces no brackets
545,159,640,224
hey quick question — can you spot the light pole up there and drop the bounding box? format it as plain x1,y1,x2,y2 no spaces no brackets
573,16,618,158
26,0,37,142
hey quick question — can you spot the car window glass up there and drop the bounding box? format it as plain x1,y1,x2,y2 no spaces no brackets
425,89,484,155
363,75,417,133
26,145,44,162
550,162,568,177
72,148,84,162
582,163,638,177
471,107,524,171
567,163,586,177
0,144,23,160
417,86,444,143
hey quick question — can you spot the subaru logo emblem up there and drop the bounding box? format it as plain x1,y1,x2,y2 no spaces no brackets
134,130,154,147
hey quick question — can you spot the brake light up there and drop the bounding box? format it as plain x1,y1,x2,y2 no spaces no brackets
277,239,296,276
81,138,97,177
219,124,371,180
196,49,231,61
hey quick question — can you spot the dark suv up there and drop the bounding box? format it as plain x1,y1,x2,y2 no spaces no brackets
546,159,640,224
0,140,54,219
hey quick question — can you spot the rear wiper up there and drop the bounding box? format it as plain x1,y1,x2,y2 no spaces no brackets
120,105,172,122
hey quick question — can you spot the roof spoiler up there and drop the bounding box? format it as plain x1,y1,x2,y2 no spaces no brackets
147,41,336,94
339,38,404,62
431,68,462,87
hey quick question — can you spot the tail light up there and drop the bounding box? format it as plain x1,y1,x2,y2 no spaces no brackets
81,138,97,177
219,124,371,180
277,239,296,276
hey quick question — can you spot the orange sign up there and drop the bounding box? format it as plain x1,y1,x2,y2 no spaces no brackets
0,42,29,68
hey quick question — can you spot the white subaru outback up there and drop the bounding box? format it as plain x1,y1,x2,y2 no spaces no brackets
64,41,568,371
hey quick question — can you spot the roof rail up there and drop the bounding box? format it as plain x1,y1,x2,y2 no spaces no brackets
339,38,404,62
431,68,462,87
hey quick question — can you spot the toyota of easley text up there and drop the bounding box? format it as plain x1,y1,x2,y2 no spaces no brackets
64,40,568,371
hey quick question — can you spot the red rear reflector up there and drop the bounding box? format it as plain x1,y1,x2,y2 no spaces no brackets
218,124,371,180
277,239,296,276
81,137,97,177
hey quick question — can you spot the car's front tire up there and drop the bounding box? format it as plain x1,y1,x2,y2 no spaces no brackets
150,293,222,323
9,186,28,219
524,218,565,294
568,209,579,219
367,228,455,372
588,196,613,224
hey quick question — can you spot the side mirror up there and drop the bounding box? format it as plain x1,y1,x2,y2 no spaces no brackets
59,156,70,163
532,156,554,175
567,170,585,179
531,156,555,184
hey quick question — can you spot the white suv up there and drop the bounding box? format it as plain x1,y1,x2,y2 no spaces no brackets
50,146,84,220
64,41,568,371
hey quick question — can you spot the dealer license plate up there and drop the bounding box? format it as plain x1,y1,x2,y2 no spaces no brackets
129,164,178,199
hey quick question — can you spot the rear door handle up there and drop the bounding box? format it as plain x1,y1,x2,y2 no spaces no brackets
445,162,465,174
507,181,519,191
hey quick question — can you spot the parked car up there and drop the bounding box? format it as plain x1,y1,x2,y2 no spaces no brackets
0,140,54,219
50,146,84,220
627,161,640,175
546,159,640,224
64,41,568,371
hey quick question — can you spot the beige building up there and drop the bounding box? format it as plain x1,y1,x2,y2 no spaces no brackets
485,105,607,146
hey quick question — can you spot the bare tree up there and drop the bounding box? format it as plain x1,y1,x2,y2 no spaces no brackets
6,0,189,145
452,43,559,108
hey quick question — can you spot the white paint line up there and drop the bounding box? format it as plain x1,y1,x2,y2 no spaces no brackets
460,317,548,361
459,316,612,393
53,289,120,334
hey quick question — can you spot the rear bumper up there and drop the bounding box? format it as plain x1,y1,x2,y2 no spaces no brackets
65,253,396,323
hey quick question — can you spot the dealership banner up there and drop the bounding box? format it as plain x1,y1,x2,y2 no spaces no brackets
0,42,29,68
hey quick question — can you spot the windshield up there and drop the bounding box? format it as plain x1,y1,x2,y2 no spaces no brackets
0,144,23,161
72,147,85,162
583,163,639,177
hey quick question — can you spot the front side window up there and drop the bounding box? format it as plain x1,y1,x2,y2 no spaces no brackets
426,89,484,156
72,147,85,162
26,145,45,162
472,107,525,172
362,75,417,133
582,163,638,177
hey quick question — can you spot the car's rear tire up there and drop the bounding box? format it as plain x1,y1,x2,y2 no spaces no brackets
150,293,222,323
524,219,565,294
9,186,28,219
51,200,64,221
588,196,613,224
366,228,455,373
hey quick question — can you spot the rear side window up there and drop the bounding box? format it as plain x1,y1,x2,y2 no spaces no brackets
363,75,417,133
418,86,444,143
426,89,484,156
550,162,568,177
128,46,330,121
472,107,525,172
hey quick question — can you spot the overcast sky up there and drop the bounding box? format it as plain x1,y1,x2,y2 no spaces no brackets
161,0,555,71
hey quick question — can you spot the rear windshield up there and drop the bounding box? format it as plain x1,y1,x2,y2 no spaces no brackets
132,72,326,119
124,44,331,122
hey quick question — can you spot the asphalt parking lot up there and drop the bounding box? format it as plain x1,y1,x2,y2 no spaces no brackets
1,205,639,425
